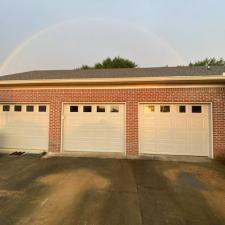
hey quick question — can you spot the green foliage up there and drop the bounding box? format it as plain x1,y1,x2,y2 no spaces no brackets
189,57,225,66
95,57,137,69
94,63,103,69
80,57,137,69
81,65,91,69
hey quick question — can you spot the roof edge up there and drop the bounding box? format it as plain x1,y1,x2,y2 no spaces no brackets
0,75,225,86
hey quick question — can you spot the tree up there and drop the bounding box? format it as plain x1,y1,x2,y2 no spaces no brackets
81,65,91,69
189,57,225,66
95,57,137,69
80,57,137,69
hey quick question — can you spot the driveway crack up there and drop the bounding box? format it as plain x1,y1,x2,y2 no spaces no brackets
130,162,144,225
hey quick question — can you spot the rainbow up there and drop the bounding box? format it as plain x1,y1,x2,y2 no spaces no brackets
0,18,186,75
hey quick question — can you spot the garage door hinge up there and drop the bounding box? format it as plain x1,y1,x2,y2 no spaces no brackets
61,115,65,120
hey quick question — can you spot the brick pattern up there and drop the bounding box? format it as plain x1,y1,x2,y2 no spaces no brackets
0,87,224,158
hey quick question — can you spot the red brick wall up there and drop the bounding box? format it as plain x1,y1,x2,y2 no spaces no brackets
0,87,224,158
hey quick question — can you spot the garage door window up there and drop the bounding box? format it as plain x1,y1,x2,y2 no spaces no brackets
97,106,105,112
70,106,78,112
160,106,170,113
14,105,22,112
83,106,92,112
179,105,186,113
144,105,155,113
3,105,10,112
192,106,202,113
110,106,119,113
39,106,46,112
26,105,34,112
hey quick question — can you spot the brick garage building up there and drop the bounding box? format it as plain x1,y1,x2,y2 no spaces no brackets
0,66,224,159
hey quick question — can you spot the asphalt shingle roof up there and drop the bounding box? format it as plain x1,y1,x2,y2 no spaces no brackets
0,66,225,81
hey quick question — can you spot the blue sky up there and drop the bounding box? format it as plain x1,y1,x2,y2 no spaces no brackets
0,0,225,74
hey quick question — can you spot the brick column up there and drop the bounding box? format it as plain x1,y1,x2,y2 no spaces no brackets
48,101,62,153
126,100,139,156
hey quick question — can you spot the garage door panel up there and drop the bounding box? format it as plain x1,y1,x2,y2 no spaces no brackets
157,143,174,153
64,118,122,125
65,121,122,129
0,140,48,150
1,124,48,137
141,132,156,140
142,143,156,153
188,132,207,142
188,118,207,129
157,118,172,128
64,125,123,137
174,118,188,129
174,128,187,135
157,129,173,138
187,144,207,156
63,104,125,153
141,118,156,126
0,103,49,151
174,143,187,151
140,103,210,157
64,138,123,145
0,131,48,139
64,140,123,152
64,132,122,141
173,133,188,143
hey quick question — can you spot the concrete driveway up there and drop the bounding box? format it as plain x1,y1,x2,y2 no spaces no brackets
0,154,224,225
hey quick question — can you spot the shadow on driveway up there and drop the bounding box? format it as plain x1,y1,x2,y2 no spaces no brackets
0,155,224,225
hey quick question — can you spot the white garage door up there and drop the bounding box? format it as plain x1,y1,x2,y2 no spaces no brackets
139,104,211,156
0,104,49,151
62,103,125,153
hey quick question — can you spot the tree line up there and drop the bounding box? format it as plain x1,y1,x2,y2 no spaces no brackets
79,57,225,69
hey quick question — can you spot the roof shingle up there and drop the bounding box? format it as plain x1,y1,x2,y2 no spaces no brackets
0,66,225,81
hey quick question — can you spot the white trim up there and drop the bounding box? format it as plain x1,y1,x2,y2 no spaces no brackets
0,84,225,90
0,75,225,85
125,104,127,157
138,102,213,158
210,103,214,159
60,102,64,154
138,104,141,158
60,102,126,156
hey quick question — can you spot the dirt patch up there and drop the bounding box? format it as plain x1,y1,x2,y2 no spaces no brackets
0,156,224,225
164,163,225,190
164,163,225,220
16,169,111,225
178,171,206,190
0,190,22,199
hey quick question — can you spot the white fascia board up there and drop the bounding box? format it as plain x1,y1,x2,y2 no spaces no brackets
0,75,225,85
